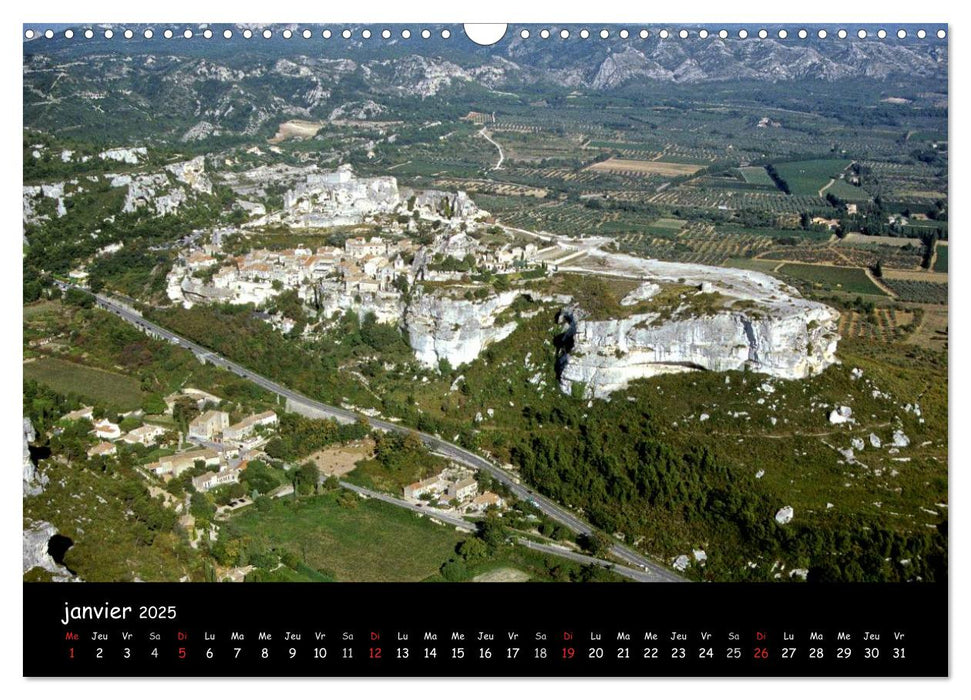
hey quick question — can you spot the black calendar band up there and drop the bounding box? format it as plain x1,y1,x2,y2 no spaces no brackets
24,582,947,677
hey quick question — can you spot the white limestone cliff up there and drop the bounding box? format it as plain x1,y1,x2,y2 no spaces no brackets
556,251,840,398
23,417,47,496
403,290,521,369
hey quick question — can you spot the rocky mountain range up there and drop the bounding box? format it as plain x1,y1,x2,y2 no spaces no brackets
24,24,947,142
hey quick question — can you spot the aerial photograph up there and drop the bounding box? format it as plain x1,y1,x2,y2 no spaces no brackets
22,24,948,586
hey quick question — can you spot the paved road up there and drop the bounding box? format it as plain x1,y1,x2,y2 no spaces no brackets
61,283,683,583
517,539,673,583
338,481,476,532
272,479,655,582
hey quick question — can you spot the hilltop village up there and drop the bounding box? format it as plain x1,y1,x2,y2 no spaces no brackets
162,164,840,396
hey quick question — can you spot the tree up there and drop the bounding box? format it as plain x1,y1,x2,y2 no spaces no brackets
241,460,278,495
172,397,200,435
478,512,506,550
457,537,488,561
578,531,613,558
439,559,469,581
141,393,168,415
298,462,319,495
64,288,94,308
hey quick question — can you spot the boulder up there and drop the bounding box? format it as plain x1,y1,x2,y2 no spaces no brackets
672,554,690,571
829,406,854,424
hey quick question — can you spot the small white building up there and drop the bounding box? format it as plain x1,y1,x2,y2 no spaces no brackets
192,468,241,492
63,406,94,422
468,491,504,513
447,477,478,502
92,419,122,441
122,424,167,447
223,411,278,443
403,474,446,500
87,441,117,458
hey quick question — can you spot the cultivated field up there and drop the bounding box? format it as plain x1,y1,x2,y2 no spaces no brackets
585,157,705,178
737,166,777,187
882,278,948,304
231,493,465,582
772,159,853,196
776,263,887,296
23,356,144,410
933,242,948,273
836,307,918,343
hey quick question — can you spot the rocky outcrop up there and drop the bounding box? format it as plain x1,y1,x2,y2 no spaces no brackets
23,418,47,496
280,164,400,228
167,156,212,194
111,157,212,216
23,182,68,224
403,290,521,369
100,147,146,164
23,521,76,581
560,306,838,398
408,189,481,221
557,251,840,398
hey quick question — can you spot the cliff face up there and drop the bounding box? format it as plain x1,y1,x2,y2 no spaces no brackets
23,417,47,497
561,305,839,398
556,251,841,398
403,290,521,369
22,521,75,581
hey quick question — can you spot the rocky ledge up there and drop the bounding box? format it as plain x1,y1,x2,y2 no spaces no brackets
557,251,840,398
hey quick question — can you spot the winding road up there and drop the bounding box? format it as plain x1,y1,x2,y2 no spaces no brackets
479,127,504,170
57,282,684,583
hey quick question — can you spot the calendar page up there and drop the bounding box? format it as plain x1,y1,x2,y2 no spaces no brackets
21,21,948,678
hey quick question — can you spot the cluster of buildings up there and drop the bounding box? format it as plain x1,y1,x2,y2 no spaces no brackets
187,409,278,450
56,406,171,460
421,232,543,281
402,467,505,514
169,234,417,308
142,408,282,492
61,386,280,497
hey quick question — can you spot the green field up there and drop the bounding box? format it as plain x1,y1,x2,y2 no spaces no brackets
724,257,784,274
229,493,466,582
883,278,948,304
773,159,853,196
777,263,887,296
825,178,871,202
933,243,948,273
717,226,834,242
737,166,776,187
23,356,144,410
644,217,685,235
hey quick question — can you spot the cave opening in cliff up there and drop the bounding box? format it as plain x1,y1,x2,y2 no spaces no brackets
47,534,77,574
